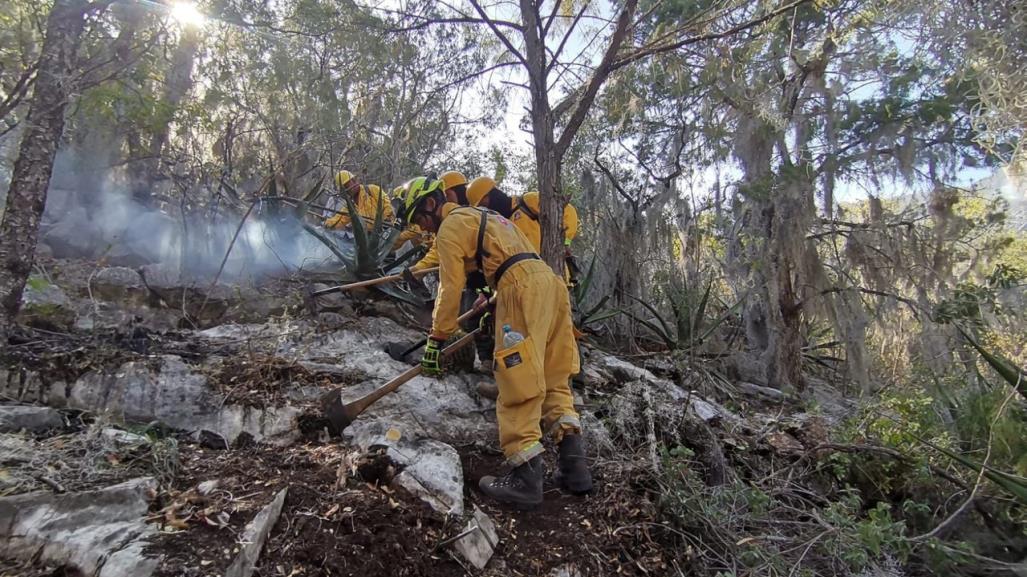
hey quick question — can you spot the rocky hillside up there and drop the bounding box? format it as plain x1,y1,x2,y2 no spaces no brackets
1,254,876,577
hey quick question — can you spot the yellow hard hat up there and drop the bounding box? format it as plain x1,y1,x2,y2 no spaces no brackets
466,176,497,207
391,185,406,199
439,171,468,191
334,170,354,191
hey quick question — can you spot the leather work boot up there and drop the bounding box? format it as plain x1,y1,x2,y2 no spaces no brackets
478,455,544,509
554,434,593,495
476,380,499,400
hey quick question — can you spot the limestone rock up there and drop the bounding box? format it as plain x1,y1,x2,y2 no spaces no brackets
350,425,466,517
0,477,161,577
0,355,303,445
90,267,146,302
0,405,64,433
224,488,288,577
591,352,660,383
452,506,499,570
18,280,75,329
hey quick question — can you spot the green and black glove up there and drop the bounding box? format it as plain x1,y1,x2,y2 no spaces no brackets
421,337,444,376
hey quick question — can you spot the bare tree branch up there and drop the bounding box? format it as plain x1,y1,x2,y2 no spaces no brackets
611,0,814,72
546,0,591,74
555,0,638,156
468,0,528,66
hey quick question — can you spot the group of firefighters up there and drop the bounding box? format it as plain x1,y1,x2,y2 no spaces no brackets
324,169,590,509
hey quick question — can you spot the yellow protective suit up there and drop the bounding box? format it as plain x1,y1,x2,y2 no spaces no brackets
510,191,579,250
324,184,393,230
410,240,439,271
394,223,433,252
430,204,580,465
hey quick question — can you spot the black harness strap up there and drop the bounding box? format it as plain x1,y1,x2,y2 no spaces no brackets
494,253,541,287
475,208,490,273
516,198,540,221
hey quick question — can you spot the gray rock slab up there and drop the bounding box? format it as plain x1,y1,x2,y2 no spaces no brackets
350,426,465,517
0,477,161,577
341,371,493,443
392,441,464,517
591,352,660,383
1,356,303,445
224,488,288,577
737,381,787,401
90,267,146,301
0,405,63,433
100,428,151,448
452,506,499,570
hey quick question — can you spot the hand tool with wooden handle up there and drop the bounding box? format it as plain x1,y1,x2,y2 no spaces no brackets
311,267,439,297
320,295,496,434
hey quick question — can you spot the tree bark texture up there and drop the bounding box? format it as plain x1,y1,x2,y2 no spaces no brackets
518,0,564,274
517,0,637,275
0,0,89,332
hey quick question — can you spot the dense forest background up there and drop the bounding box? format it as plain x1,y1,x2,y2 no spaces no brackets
1,1,1026,575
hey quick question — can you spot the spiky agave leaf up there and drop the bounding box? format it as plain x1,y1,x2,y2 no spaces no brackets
957,326,1027,400
920,437,1027,506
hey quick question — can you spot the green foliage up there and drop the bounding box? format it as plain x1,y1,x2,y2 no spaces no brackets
25,276,50,292
820,495,912,569
658,447,915,575
304,193,402,280
571,254,621,330
957,326,1027,400
624,272,744,351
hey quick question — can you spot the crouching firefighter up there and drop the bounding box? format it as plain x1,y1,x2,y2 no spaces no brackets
400,179,594,508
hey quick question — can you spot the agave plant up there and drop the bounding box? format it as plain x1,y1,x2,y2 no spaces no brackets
624,274,745,352
958,325,1027,400
303,192,425,305
571,254,620,331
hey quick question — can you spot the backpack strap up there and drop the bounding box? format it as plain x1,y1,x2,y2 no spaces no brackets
475,208,491,273
516,198,540,221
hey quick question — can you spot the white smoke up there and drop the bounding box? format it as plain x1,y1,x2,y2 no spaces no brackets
38,146,344,283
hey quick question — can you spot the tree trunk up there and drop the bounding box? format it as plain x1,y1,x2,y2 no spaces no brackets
518,0,566,274
0,0,89,333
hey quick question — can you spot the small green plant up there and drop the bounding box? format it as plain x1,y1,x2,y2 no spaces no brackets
25,276,50,292
820,492,912,570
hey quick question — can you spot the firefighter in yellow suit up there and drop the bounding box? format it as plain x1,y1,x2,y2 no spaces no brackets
402,170,470,273
399,177,593,508
324,170,393,230
465,177,579,284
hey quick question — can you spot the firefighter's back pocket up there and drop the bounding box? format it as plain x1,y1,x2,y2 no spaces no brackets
492,335,543,405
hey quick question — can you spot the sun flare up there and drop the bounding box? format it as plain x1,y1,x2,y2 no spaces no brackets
170,2,205,28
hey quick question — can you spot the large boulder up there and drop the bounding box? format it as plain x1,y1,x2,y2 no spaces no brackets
41,205,103,258
18,278,76,330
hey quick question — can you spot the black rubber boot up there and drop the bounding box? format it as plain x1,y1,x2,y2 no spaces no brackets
479,455,544,509
554,434,593,495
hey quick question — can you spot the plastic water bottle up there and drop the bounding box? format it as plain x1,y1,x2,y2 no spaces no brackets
502,324,524,348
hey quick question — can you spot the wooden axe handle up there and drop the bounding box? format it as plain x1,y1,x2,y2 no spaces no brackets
345,330,479,417
312,267,439,296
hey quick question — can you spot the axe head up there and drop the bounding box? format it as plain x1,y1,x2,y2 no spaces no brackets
320,388,356,436
302,282,320,317
385,340,423,364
